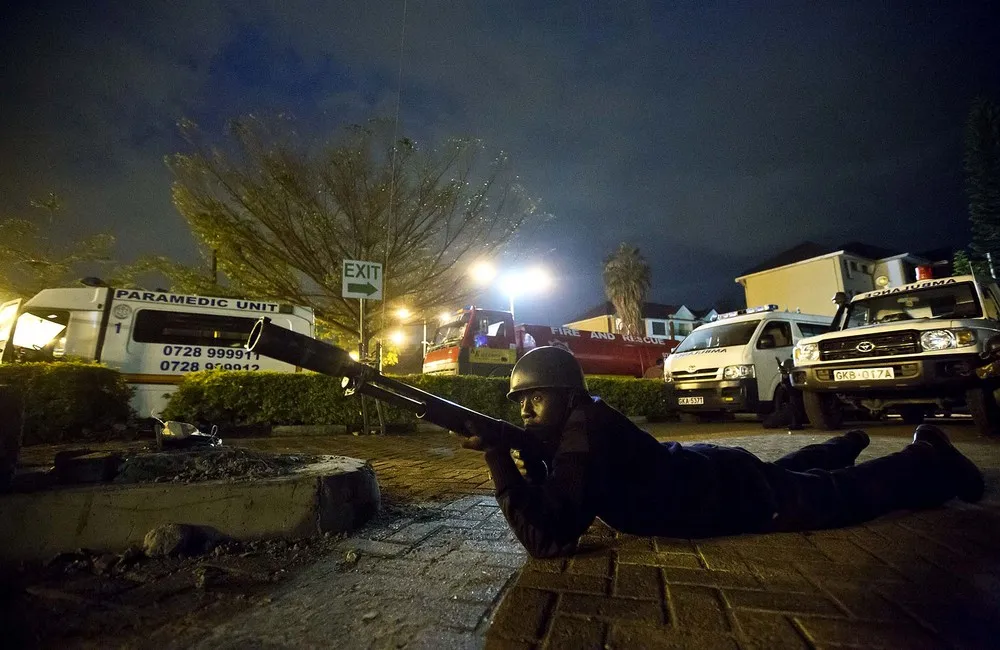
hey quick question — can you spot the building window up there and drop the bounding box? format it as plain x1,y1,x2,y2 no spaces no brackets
651,321,666,336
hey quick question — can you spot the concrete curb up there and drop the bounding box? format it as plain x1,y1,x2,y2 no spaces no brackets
0,455,380,561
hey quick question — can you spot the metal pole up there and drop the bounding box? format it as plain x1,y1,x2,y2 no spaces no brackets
359,299,369,435
422,319,428,358
509,295,515,321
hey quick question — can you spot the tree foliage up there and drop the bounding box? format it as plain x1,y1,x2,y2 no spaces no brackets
952,249,992,277
165,117,543,341
0,195,115,301
602,243,651,337
966,97,1000,266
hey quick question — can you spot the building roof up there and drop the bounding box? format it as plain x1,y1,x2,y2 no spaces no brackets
568,301,705,322
737,241,921,278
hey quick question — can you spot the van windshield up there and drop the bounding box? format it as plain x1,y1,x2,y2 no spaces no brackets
673,320,761,353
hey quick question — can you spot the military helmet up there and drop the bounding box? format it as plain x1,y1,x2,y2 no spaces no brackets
507,346,588,401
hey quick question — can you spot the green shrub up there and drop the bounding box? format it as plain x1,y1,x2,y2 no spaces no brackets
0,362,134,445
162,370,669,429
586,377,672,419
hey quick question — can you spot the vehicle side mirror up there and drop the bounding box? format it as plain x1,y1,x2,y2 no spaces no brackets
757,334,775,349
832,291,849,306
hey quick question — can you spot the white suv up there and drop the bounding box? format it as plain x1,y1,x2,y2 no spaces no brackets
791,275,1000,435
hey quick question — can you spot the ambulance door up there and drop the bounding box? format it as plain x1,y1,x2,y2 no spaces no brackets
752,319,793,405
0,300,22,362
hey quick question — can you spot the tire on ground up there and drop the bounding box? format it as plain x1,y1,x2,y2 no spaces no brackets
966,386,1000,437
802,390,843,430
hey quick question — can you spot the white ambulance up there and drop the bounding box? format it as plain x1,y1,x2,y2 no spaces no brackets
663,305,832,419
0,286,314,417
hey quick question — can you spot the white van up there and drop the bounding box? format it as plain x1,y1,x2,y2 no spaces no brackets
0,287,314,417
663,305,832,418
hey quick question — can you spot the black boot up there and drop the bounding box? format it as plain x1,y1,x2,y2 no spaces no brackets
912,425,984,503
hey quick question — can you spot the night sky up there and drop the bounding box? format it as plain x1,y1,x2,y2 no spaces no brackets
2,1,997,326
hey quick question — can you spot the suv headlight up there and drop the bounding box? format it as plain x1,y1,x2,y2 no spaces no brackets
794,342,820,363
920,328,976,351
723,364,755,379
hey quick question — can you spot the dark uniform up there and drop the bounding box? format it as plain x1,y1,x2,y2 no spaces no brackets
482,347,985,559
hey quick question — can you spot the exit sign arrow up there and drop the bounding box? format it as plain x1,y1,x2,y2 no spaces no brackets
347,281,378,296
342,259,383,300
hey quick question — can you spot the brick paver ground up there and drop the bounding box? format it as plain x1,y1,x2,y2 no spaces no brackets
16,420,1000,648
232,421,1000,650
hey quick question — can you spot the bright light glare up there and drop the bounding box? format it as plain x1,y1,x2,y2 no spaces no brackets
470,261,497,285
499,267,551,298
395,308,411,321
348,351,360,361
525,267,552,291
498,273,521,298
439,311,453,323
389,330,406,346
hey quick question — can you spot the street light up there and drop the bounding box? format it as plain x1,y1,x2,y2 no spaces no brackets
497,266,552,321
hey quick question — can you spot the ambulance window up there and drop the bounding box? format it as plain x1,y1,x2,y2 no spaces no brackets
758,321,792,348
10,309,69,360
132,309,259,348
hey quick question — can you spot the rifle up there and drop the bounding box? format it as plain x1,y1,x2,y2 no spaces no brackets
246,318,547,481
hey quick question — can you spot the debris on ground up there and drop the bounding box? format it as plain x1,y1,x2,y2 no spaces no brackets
114,447,321,484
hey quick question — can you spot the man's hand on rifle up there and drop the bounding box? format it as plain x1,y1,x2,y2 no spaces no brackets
454,420,500,453
453,421,542,482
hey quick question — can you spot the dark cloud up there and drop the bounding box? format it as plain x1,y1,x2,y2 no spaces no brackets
1,0,996,325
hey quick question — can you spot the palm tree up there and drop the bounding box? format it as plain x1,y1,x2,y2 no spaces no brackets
602,243,651,336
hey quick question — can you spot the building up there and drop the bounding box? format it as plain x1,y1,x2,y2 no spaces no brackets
565,301,717,342
734,241,947,317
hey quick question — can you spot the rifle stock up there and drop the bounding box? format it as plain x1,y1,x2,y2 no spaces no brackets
246,318,547,472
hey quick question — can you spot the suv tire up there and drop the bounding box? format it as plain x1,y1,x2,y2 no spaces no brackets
803,391,843,430
966,386,1000,437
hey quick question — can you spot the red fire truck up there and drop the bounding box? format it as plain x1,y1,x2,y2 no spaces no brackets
421,306,678,377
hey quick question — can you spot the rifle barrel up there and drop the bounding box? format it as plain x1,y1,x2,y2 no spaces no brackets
246,318,543,462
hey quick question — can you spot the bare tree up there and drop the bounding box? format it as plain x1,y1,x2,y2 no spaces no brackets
602,243,651,337
165,117,543,341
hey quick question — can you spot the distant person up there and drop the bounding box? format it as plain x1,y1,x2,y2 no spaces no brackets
458,346,984,558
642,356,665,379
